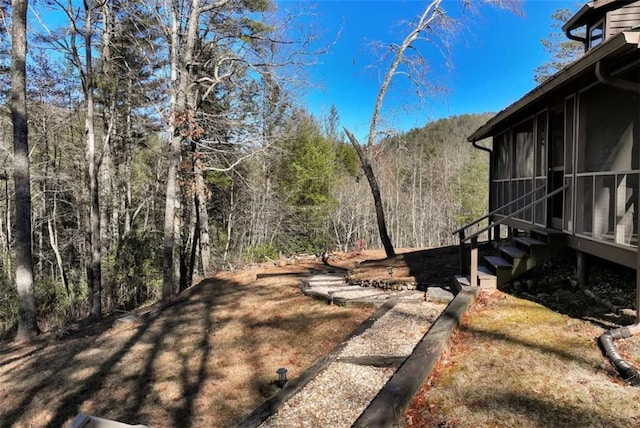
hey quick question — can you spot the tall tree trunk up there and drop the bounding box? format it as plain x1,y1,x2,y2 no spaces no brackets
344,128,395,258
11,0,39,340
193,153,211,275
163,0,200,299
84,1,102,319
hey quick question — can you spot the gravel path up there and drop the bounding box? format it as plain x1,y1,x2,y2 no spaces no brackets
257,301,446,428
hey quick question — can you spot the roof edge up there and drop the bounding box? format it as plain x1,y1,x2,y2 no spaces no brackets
562,3,594,33
468,31,640,142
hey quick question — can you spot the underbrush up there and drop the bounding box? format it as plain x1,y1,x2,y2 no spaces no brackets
1,233,163,339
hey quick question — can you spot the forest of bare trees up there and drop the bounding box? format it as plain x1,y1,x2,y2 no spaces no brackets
0,0,493,338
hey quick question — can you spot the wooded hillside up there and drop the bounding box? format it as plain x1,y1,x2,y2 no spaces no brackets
0,107,491,336
0,0,493,337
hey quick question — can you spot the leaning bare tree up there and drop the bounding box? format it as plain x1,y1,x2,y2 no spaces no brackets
11,0,39,339
344,0,448,258
344,0,520,258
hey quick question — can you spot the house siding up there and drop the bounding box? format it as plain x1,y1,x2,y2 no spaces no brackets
606,1,640,39
489,61,639,253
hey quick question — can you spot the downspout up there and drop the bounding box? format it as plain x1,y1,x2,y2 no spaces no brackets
595,63,640,384
472,139,491,155
595,61,640,94
565,27,587,52
472,140,493,240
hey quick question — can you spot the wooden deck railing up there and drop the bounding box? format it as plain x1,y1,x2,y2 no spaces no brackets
453,184,568,287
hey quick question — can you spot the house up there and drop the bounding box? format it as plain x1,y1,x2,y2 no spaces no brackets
457,0,640,290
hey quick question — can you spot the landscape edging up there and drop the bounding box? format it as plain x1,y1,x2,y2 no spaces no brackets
352,286,480,428
235,298,399,427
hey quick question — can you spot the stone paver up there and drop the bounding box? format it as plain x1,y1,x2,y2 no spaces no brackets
301,273,454,305
237,272,477,428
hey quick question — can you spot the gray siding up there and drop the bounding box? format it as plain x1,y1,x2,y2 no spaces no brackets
606,1,640,39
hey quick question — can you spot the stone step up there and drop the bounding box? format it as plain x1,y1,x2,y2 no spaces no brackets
425,287,454,303
302,280,346,288
306,274,345,283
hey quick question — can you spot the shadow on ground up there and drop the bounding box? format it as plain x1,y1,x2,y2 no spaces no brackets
0,266,372,427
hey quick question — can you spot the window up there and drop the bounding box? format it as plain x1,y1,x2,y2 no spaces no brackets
493,132,510,180
512,119,534,179
589,20,604,49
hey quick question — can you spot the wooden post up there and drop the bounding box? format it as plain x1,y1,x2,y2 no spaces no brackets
577,250,588,288
470,236,478,288
459,230,468,275
636,206,639,323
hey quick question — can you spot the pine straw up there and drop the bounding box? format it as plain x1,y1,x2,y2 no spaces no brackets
0,263,375,427
405,292,640,427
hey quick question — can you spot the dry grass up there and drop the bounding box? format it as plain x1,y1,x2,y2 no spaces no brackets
405,291,640,427
0,260,376,428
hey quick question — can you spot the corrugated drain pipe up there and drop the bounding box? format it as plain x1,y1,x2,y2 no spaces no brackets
595,60,640,385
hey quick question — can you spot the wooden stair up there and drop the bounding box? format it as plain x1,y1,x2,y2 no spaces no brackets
455,228,565,290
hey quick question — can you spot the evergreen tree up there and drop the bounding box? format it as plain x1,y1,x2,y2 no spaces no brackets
534,8,584,84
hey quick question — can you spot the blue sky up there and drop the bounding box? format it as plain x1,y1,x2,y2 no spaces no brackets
296,0,578,139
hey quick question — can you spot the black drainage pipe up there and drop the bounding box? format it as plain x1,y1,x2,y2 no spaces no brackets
598,325,640,387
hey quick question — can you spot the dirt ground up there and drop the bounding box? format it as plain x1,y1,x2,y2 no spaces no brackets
2,246,639,427
0,258,378,428
404,247,640,427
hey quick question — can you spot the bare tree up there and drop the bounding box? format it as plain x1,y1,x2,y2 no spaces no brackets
11,0,39,339
344,0,447,258
344,0,519,257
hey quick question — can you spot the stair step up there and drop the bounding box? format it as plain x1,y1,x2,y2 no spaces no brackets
477,266,497,289
485,255,512,269
477,265,495,277
531,227,564,237
513,236,546,248
531,228,565,244
500,245,527,259
454,273,496,290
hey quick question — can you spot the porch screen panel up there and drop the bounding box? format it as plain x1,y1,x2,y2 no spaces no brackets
513,121,534,178
576,176,593,237
564,177,573,232
535,113,547,226
492,133,510,216
535,178,547,225
615,173,638,247
594,175,615,241
564,96,575,232
491,182,499,213
512,120,534,221
577,82,639,246
494,133,509,180
500,182,509,214
536,112,546,176
524,179,533,222
578,84,639,173
565,97,575,174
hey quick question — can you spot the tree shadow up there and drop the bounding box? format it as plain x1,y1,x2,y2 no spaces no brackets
353,245,463,291
0,277,226,428
460,390,628,427
1,268,368,428
456,322,604,370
